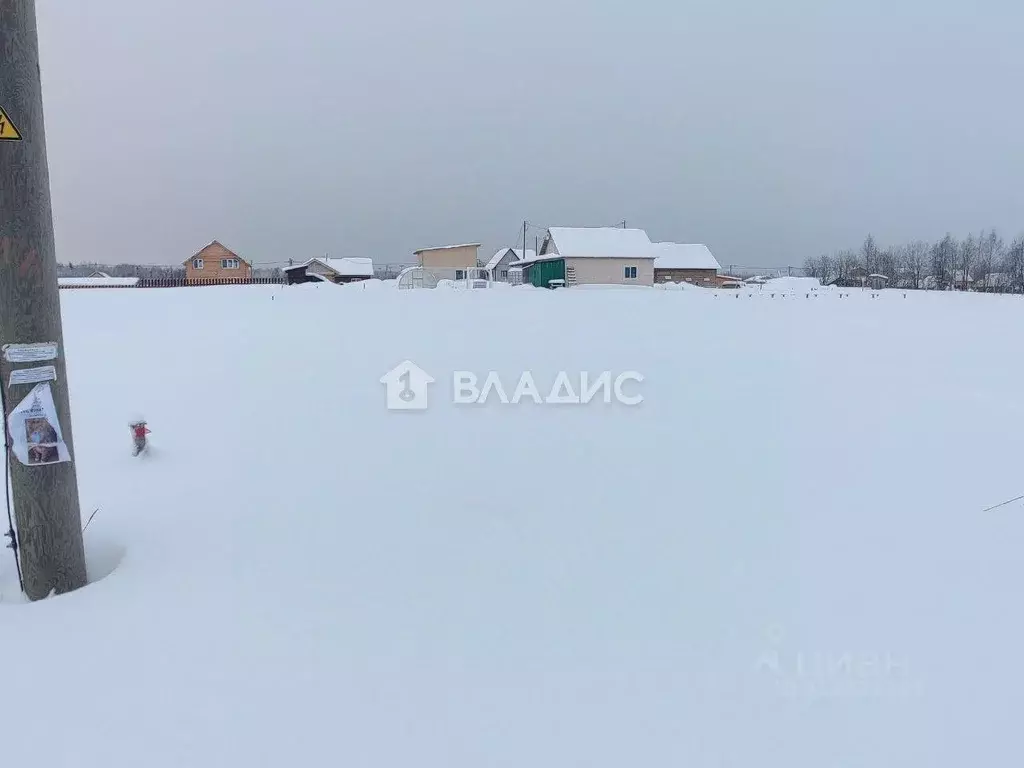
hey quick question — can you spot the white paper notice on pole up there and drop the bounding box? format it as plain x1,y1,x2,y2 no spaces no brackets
7,383,71,466
9,365,56,387
3,342,58,364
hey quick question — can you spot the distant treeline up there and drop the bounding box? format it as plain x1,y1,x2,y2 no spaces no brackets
57,262,284,279
804,232,1024,291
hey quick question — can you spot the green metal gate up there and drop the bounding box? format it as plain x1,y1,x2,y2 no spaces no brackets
530,258,566,288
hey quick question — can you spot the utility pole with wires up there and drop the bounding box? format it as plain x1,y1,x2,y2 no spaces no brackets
0,0,88,599
523,220,527,260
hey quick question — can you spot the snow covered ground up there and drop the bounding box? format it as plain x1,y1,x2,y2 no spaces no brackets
3,282,1024,766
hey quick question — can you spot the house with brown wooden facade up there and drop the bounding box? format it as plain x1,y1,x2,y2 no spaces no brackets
652,243,722,285
184,241,253,282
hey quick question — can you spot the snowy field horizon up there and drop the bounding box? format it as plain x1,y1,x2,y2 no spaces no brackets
2,280,1023,766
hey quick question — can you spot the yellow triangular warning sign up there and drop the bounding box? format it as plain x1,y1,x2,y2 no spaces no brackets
0,106,23,141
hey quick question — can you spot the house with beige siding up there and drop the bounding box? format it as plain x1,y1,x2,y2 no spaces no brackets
184,241,252,282
652,243,721,285
413,242,482,281
523,227,656,287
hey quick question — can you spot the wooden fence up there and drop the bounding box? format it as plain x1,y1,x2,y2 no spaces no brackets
58,277,286,289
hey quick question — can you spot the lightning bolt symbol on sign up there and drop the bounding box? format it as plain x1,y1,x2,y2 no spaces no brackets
0,106,23,140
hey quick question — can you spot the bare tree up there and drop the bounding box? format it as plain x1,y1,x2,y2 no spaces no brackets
958,233,978,290
1005,236,1024,293
930,234,958,289
972,229,1000,289
989,231,1006,270
803,255,826,281
875,246,899,283
904,241,927,289
835,249,859,284
861,234,879,274
804,254,840,284
821,254,837,284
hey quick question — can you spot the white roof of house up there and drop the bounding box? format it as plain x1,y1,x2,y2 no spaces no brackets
289,257,374,277
545,227,654,259
485,248,535,270
413,243,481,255
58,277,139,287
651,243,721,271
88,271,112,278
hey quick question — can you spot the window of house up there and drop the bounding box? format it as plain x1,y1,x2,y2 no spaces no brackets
501,270,508,279
222,258,240,269
455,269,465,280
624,266,637,279
192,258,204,270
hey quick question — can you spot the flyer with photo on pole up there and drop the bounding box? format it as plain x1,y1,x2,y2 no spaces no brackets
7,382,71,466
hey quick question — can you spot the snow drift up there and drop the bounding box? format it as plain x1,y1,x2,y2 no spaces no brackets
2,284,1023,767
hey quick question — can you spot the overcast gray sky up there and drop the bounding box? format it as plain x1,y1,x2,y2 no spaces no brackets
37,0,1024,269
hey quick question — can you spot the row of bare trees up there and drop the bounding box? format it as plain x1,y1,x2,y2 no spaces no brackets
804,232,1024,291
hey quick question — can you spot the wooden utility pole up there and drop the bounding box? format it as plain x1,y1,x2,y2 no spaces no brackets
522,221,527,259
0,0,88,599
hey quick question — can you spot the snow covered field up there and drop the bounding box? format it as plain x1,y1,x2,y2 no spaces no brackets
3,282,1024,766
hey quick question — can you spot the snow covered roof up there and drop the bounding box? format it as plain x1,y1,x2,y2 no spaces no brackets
760,276,826,291
88,270,112,278
510,255,539,267
286,257,374,278
485,248,536,271
413,243,481,255
545,227,655,259
651,243,721,271
58,277,139,287
323,257,374,277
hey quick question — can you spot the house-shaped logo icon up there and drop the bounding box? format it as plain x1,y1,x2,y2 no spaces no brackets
380,360,435,410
